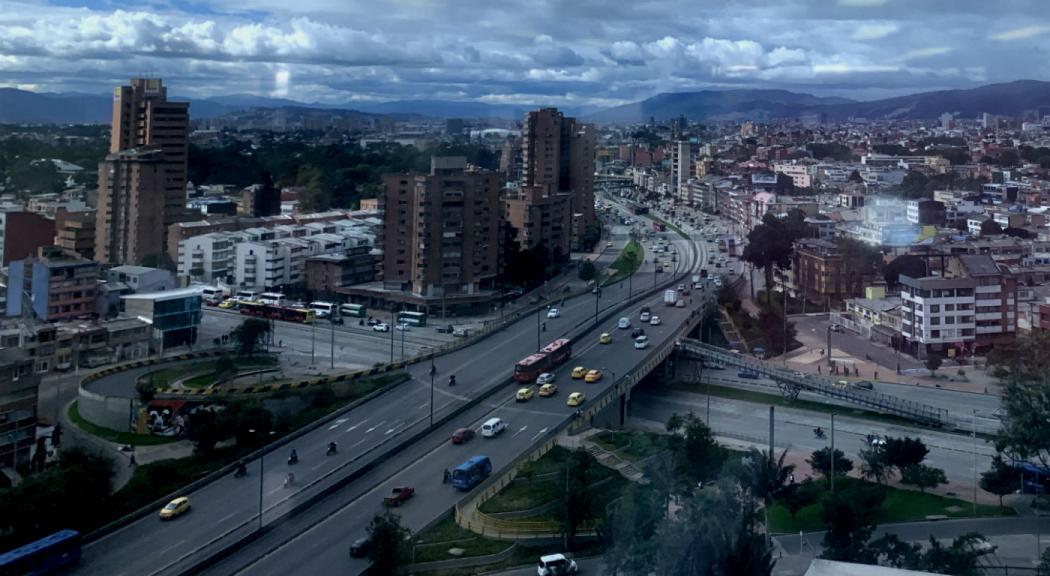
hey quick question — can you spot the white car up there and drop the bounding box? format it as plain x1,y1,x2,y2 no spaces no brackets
395,323,410,331
537,372,555,385
649,315,661,326
640,311,651,322
537,553,579,576
617,317,631,329
634,335,650,349
372,323,390,332
547,307,561,319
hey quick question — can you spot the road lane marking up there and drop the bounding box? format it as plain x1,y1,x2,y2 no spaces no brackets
365,420,387,433
156,540,187,557
385,421,402,435
216,511,240,525
351,438,367,448
346,419,368,432
530,427,549,441
417,401,429,409
513,425,528,437
328,418,349,430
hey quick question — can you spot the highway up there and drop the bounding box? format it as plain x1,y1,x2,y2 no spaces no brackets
75,213,701,576
200,227,705,575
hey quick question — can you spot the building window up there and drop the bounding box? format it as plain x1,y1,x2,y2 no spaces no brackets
929,304,939,313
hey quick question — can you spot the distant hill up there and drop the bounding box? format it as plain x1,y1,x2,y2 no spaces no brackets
347,99,598,120
587,89,854,123
586,80,1050,123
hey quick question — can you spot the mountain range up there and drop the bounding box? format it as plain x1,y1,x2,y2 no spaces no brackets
1,80,1048,125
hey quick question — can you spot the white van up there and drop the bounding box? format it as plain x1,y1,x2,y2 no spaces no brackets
309,301,336,318
481,418,507,438
234,290,259,302
258,292,285,306
201,286,225,305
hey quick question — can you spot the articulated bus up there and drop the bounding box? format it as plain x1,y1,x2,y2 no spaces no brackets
514,338,573,382
239,301,316,324
0,529,81,576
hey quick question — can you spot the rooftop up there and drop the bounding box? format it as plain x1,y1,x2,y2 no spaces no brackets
956,254,1002,277
121,286,203,302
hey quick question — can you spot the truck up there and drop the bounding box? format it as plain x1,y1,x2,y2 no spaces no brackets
663,289,678,306
692,274,701,285
382,486,415,507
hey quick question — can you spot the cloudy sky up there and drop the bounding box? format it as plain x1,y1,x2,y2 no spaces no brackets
1,0,1048,106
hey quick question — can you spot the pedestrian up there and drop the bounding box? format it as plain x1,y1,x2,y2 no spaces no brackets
874,370,879,380
817,365,822,374
279,339,283,347
129,453,137,467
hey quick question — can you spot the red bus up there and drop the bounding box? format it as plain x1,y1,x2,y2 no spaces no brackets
513,353,548,383
541,338,572,366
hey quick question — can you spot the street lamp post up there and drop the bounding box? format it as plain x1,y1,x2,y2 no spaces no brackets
830,413,836,494
248,428,274,532
311,319,316,366
330,316,335,370
826,325,833,368
593,286,601,326
429,352,436,427
536,307,542,351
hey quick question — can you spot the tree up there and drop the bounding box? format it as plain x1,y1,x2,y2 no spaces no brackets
858,447,890,485
603,484,663,575
577,260,597,283
900,464,947,494
213,354,237,383
779,479,820,520
820,482,885,563
737,448,795,506
743,214,794,306
1003,226,1035,239
883,436,929,474
836,237,883,297
666,412,726,488
232,318,271,358
993,331,1050,467
1038,546,1050,576
924,353,943,375
366,511,411,575
900,171,930,199
807,447,853,482
580,223,602,251
871,532,988,575
559,449,599,548
186,408,229,453
980,454,1020,509
980,219,1003,236
883,255,927,288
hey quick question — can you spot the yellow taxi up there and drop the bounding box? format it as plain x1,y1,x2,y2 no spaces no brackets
599,333,611,345
539,383,558,397
567,392,585,407
584,369,602,383
159,496,191,520
571,366,587,379
515,387,534,402
218,300,237,309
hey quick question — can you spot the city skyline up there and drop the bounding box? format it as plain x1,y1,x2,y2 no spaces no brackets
1,0,1049,107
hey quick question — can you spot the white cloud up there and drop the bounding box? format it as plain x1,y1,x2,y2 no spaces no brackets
896,46,953,61
990,25,1050,41
852,22,899,41
838,0,887,6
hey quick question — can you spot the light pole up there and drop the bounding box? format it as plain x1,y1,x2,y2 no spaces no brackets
830,413,836,494
826,325,833,368
429,351,436,427
330,316,335,370
593,286,601,326
248,428,275,532
536,307,542,351
310,319,316,366
972,409,978,517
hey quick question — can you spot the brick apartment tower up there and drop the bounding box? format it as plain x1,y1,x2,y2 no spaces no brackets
95,78,190,265
512,108,595,257
381,157,500,298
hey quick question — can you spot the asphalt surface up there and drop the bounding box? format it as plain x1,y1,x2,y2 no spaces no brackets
74,210,703,576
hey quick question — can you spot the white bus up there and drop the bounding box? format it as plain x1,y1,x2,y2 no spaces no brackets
340,303,367,318
201,286,227,305
309,301,336,318
397,311,427,327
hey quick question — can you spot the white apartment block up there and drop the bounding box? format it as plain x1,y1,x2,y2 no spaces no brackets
900,275,977,357
773,163,813,188
178,233,240,284
670,141,696,203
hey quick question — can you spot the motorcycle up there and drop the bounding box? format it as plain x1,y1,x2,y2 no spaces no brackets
448,374,457,387
813,427,825,439
326,442,338,456
288,450,299,466
234,463,247,478
284,473,296,488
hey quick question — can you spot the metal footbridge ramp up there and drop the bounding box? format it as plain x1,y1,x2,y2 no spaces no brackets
677,340,946,428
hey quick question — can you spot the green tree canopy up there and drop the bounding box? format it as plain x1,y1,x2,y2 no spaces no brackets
232,318,272,358
366,511,411,575
807,447,853,481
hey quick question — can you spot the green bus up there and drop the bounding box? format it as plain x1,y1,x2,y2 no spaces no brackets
340,303,367,318
397,311,427,327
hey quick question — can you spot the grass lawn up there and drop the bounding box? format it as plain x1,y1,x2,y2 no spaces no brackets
68,401,178,446
604,240,644,285
412,513,512,563
768,477,1013,533
141,356,278,388
592,430,669,462
480,446,620,514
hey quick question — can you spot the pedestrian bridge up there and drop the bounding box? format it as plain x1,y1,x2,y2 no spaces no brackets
676,339,947,428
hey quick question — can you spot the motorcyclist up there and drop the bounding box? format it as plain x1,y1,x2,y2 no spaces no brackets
430,363,437,377
813,427,824,438
542,322,547,331
448,374,456,386
288,449,298,465
327,441,338,455
284,472,295,487
235,462,247,477
443,469,451,484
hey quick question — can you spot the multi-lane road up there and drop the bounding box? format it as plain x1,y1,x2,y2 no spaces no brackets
75,213,701,576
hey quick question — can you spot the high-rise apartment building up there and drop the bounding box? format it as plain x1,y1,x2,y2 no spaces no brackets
5,246,99,322
381,156,500,299
96,78,189,265
670,140,696,204
516,108,595,255
54,208,96,261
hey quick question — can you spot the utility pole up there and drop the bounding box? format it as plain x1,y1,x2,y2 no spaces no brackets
972,409,978,517
830,413,836,494
768,406,774,465
536,308,542,351
826,325,833,367
330,317,335,370
310,320,316,365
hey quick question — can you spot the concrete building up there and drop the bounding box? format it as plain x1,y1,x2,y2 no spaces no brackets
0,348,38,480
948,254,1017,350
0,211,55,266
304,246,377,298
670,140,696,203
793,238,847,304
6,246,99,322
773,163,814,188
518,108,596,253
380,156,499,298
504,185,573,261
54,208,96,261
121,287,202,350
96,78,189,265
905,200,947,226
240,176,281,218
900,275,976,358
499,137,522,183
177,232,239,285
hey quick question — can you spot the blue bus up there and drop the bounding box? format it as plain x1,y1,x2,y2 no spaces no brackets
452,456,492,491
1010,459,1050,494
0,530,81,576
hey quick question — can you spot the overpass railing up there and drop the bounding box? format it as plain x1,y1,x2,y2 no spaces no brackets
677,340,946,428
